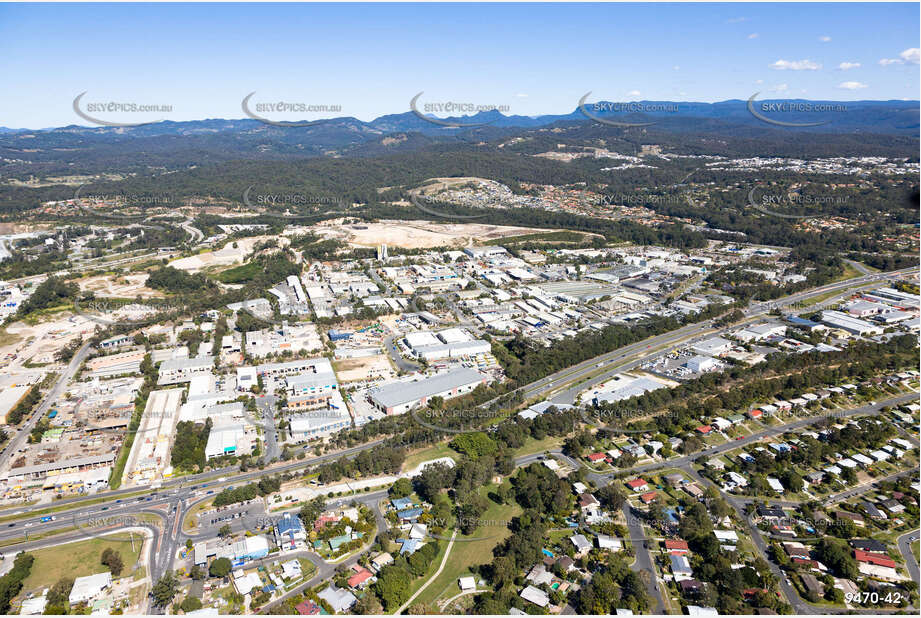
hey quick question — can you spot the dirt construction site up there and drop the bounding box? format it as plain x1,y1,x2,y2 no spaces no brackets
310,220,551,249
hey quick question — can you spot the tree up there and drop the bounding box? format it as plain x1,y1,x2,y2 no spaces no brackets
298,496,327,529
218,524,233,538
189,565,205,581
0,553,35,613
151,571,180,607
815,538,858,579
46,577,74,607
389,478,413,499
449,432,497,459
180,596,203,613
353,592,383,615
209,557,232,579
101,547,124,576
596,484,626,510
373,566,411,611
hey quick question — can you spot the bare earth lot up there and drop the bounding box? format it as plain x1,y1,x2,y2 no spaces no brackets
312,220,553,249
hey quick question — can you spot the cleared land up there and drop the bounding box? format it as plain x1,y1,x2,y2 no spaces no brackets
77,273,163,299
312,220,555,250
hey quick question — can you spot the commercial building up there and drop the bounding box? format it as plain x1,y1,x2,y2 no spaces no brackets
274,513,307,549
593,376,666,405
285,358,338,408
403,328,491,361
287,392,351,440
205,421,251,460
69,572,112,605
157,355,214,385
690,336,733,357
819,310,884,336
369,368,487,415
735,322,786,343
124,388,183,485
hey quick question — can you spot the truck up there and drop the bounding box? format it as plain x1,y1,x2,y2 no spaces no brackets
39,516,55,522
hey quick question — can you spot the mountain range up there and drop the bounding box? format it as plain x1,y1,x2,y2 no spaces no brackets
3,98,919,137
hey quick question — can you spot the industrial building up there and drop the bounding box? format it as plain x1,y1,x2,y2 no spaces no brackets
368,368,488,415
157,355,214,385
402,328,491,361
820,310,884,336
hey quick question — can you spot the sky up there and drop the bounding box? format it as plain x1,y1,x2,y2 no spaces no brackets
0,2,918,128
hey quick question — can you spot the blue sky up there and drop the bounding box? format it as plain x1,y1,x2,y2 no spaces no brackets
1,2,918,128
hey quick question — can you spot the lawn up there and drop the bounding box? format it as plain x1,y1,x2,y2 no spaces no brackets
212,261,261,283
413,481,522,607
19,533,143,594
512,435,564,458
401,442,458,473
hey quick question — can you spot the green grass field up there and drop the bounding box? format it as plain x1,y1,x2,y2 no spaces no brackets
19,533,144,594
401,442,459,473
213,261,261,283
414,481,522,607
512,435,565,459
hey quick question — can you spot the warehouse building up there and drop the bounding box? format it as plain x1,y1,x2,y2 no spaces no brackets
820,310,884,336
157,355,214,385
369,368,488,415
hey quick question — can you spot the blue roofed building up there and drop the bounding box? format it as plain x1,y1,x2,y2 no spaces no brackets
397,507,423,521
391,497,414,510
274,512,307,550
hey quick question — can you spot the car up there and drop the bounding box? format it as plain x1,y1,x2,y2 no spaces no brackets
115,499,122,503
101,507,109,511
736,436,744,440
7,523,15,527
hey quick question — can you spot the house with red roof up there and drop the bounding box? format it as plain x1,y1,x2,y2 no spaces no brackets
640,491,658,504
625,478,649,492
314,514,339,530
295,601,321,615
347,565,374,589
586,452,607,463
854,549,900,580
664,539,689,554
793,558,820,570
696,425,712,434
747,409,763,420
854,550,896,568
